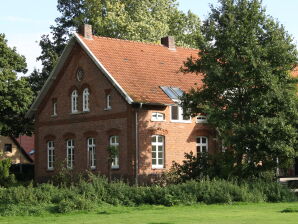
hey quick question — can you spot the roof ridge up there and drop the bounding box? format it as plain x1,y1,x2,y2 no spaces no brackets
78,33,199,50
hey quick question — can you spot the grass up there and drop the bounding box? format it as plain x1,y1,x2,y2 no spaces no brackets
0,203,298,224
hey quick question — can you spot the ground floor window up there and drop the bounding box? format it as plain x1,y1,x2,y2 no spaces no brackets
196,136,208,155
110,136,119,169
66,139,74,169
47,141,55,170
151,135,164,169
87,138,96,169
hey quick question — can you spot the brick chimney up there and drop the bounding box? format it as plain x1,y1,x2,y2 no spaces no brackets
161,36,175,50
79,24,93,39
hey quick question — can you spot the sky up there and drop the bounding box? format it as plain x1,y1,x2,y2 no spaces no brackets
1,0,298,75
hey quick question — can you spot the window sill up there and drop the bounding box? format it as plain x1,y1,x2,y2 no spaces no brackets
152,166,164,170
104,107,112,111
70,111,82,115
196,121,208,124
170,120,192,124
51,114,58,118
151,119,166,122
47,168,54,172
90,166,96,170
111,166,120,170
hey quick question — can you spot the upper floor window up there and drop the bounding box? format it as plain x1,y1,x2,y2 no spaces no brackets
66,139,74,169
83,88,90,112
52,99,57,116
196,115,207,124
105,94,111,110
196,136,208,155
71,90,78,113
87,138,96,169
171,105,190,122
47,141,55,170
110,136,119,169
151,135,164,169
152,112,165,121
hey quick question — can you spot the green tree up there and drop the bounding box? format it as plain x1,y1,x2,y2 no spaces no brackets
0,34,34,136
26,0,203,94
182,0,298,177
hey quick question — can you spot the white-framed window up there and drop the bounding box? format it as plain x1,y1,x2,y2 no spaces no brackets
171,105,191,122
196,115,208,123
105,94,111,110
83,88,90,112
47,141,55,170
52,100,57,116
66,139,74,169
110,136,119,169
151,135,164,169
71,90,78,113
87,138,96,169
151,112,165,121
196,136,208,155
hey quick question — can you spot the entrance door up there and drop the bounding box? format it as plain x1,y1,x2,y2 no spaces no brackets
295,158,298,176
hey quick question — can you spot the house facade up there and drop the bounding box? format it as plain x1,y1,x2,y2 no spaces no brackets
26,25,221,183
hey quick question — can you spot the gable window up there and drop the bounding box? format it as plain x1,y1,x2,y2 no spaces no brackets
83,88,90,112
110,136,119,169
52,99,57,116
171,105,190,122
71,90,78,113
151,135,164,169
152,112,165,121
87,138,96,169
196,136,208,155
66,139,74,169
105,94,111,110
4,144,12,153
196,115,207,124
47,141,55,170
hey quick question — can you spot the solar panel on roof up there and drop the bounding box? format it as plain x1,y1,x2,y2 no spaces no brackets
160,86,184,101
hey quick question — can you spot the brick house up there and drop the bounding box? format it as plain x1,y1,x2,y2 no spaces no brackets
26,24,219,183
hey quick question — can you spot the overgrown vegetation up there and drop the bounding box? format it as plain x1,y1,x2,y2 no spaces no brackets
0,173,296,216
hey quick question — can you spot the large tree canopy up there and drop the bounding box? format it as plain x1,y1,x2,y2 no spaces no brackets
27,0,203,95
182,0,298,177
0,34,34,136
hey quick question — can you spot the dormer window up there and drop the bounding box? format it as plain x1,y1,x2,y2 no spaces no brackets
71,90,78,113
83,88,90,112
171,105,191,122
152,112,165,121
196,115,208,123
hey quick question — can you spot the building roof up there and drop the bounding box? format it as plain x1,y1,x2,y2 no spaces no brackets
15,135,35,162
77,35,201,104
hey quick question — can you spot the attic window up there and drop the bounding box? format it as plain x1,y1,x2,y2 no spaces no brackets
160,86,184,102
4,144,12,153
76,69,84,81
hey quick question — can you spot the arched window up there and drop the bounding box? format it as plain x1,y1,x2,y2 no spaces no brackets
196,136,208,155
66,139,74,169
47,141,55,170
110,136,119,169
83,88,90,112
71,90,78,113
151,135,164,169
87,138,96,169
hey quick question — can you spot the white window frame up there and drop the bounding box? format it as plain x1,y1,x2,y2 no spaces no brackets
151,135,164,169
66,139,74,169
151,112,165,121
105,94,111,110
47,141,55,170
110,136,119,169
196,115,208,124
52,100,57,116
196,136,208,155
71,90,78,113
82,88,90,112
170,105,191,123
87,138,96,169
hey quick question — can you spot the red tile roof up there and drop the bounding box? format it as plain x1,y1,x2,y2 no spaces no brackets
78,35,202,104
15,135,35,161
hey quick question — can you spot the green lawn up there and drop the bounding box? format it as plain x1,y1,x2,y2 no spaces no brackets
0,203,298,224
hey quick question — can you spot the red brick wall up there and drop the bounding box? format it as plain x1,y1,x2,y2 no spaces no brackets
35,44,132,182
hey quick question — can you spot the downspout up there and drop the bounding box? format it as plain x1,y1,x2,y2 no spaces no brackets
135,103,143,186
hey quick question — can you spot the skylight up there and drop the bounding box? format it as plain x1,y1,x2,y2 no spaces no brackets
160,86,184,101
